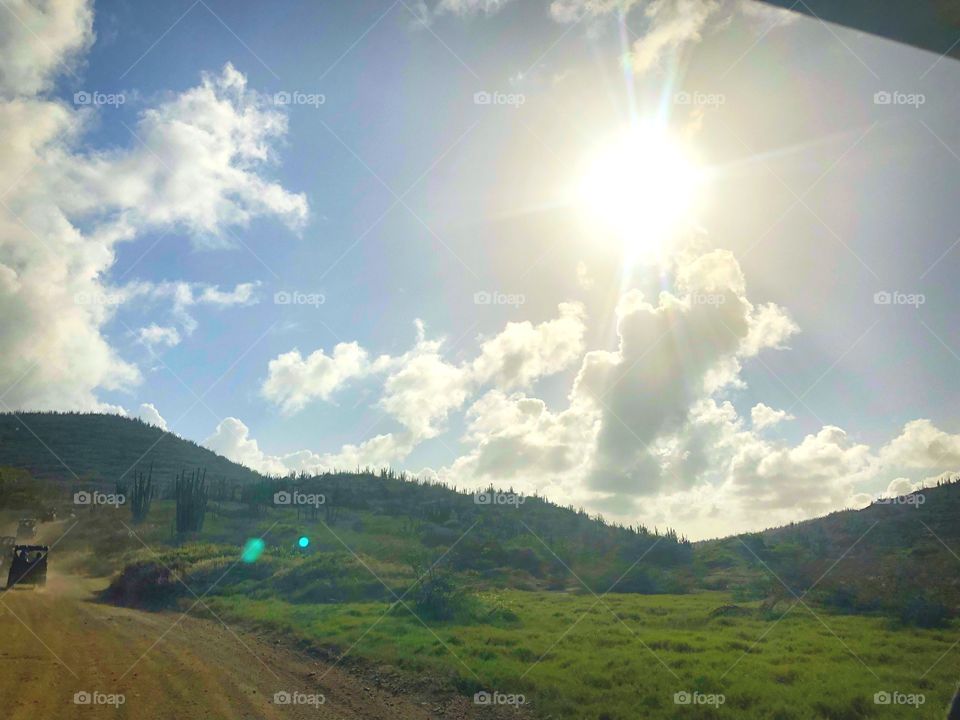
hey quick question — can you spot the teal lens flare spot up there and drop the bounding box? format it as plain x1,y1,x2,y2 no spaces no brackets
241,538,265,563
298,536,310,549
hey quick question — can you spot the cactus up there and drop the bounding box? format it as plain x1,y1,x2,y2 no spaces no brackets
175,468,207,534
130,462,154,524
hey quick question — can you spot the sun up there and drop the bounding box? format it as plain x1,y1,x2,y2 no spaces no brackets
577,124,701,259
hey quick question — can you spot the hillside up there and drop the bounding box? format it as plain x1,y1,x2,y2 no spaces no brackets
0,412,262,486
2,412,959,619
697,480,960,622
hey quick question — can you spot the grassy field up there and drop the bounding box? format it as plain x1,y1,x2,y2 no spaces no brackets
12,493,958,719
206,589,958,719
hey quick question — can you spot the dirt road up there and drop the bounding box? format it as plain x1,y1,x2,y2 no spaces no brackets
0,573,484,719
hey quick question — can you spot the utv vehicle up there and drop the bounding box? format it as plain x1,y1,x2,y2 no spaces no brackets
6,545,48,588
16,518,37,540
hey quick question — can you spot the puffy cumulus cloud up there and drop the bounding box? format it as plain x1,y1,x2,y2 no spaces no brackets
380,340,473,441
740,301,800,357
573,249,793,498
261,342,380,414
443,389,599,493
281,432,417,474
137,324,181,350
883,476,923,498
203,416,415,476
261,304,588,443
727,425,874,515
879,419,960,470
204,417,288,475
61,63,307,241
471,302,586,390
0,101,137,408
136,402,167,430
751,402,794,430
0,4,305,414
0,0,93,96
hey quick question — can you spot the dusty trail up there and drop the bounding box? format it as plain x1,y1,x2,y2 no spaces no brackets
0,572,480,719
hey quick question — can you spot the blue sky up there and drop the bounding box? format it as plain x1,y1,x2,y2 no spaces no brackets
4,0,960,537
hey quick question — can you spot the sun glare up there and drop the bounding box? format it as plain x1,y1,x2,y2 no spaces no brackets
578,125,701,259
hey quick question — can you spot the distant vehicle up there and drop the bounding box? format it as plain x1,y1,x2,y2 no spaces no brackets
16,519,36,540
6,545,48,588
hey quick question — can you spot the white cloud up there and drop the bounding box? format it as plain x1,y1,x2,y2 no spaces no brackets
0,4,305,413
262,304,588,445
883,476,922,498
0,0,93,96
123,280,261,336
549,0,721,72
434,0,516,14
137,324,181,350
204,417,288,475
630,0,721,72
751,402,794,430
471,302,586,390
197,282,260,306
727,425,874,515
261,342,378,414
136,402,168,430
571,249,790,497
741,301,800,356
61,63,307,240
879,419,960,470
204,416,414,476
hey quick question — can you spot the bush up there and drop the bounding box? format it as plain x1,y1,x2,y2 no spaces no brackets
102,560,185,608
410,570,462,620
897,594,949,628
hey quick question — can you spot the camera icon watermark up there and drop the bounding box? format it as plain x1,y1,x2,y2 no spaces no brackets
674,90,725,108
74,490,125,508
873,290,924,308
73,90,125,107
873,90,925,108
273,690,325,706
274,290,325,308
674,691,725,707
691,292,726,306
473,691,526,706
473,90,525,108
474,491,525,508
73,691,125,706
73,291,124,307
875,493,925,508
473,290,525,308
273,490,325,508
273,90,326,108
874,691,925,707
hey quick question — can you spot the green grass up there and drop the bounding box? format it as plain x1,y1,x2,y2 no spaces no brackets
206,589,958,719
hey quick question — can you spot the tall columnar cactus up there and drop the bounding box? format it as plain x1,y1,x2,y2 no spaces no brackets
130,462,154,524
175,468,208,534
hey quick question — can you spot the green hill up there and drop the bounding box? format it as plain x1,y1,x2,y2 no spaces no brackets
2,412,959,623
0,412,262,486
696,480,960,623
